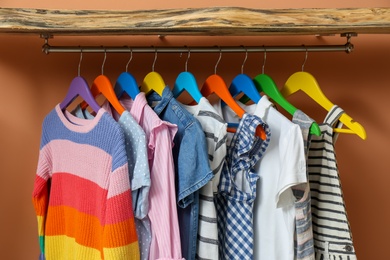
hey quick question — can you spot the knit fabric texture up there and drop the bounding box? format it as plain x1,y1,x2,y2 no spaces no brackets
32,105,140,259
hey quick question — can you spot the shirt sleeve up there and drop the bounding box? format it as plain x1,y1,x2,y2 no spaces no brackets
177,120,214,208
148,122,184,260
131,130,151,219
276,124,307,208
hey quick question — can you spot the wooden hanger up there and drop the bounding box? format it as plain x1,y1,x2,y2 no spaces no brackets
201,50,266,140
282,71,367,140
229,74,261,104
60,76,101,113
228,48,261,104
172,49,203,103
60,50,100,113
80,49,126,115
239,50,321,136
114,48,140,100
140,48,165,96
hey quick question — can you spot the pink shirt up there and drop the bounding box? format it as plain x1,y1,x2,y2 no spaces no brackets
120,94,184,260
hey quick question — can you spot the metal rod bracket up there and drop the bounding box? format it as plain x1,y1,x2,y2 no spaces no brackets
40,34,53,54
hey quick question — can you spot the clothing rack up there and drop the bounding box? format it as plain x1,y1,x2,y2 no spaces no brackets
42,43,354,54
41,33,355,54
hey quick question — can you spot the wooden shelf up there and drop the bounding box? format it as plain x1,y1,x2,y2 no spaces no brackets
1,7,390,36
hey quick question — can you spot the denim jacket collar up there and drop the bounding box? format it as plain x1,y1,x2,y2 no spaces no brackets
147,86,172,116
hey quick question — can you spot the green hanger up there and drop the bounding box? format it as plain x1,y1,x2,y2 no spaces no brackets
240,73,321,136
240,50,321,136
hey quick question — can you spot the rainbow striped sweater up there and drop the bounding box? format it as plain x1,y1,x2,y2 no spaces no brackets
32,105,140,259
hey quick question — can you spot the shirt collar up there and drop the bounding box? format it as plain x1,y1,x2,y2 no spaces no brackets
254,95,273,119
147,86,172,116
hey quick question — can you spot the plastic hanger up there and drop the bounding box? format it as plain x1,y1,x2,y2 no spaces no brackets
114,47,140,100
201,48,266,140
140,48,165,96
228,47,261,104
172,48,203,103
239,48,321,136
81,48,126,115
59,49,100,113
281,50,366,140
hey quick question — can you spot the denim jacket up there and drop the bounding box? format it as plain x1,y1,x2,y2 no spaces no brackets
147,87,214,260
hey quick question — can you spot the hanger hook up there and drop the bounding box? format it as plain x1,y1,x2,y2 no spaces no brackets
241,45,248,74
214,46,222,74
302,46,308,71
78,46,83,77
185,46,191,72
101,47,107,75
125,46,133,73
262,46,267,74
152,47,158,72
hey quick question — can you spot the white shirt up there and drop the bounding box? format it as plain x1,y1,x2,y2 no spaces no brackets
216,96,307,260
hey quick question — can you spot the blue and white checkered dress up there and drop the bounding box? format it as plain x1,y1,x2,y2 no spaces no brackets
216,113,271,260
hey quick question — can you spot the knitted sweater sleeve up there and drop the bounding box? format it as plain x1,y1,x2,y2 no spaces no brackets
32,132,51,259
102,140,140,259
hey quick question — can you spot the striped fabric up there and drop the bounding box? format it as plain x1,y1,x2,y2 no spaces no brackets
292,110,316,260
308,105,357,259
182,98,227,260
32,105,140,260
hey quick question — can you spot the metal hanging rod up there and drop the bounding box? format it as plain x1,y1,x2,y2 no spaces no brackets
42,43,354,54
41,33,356,54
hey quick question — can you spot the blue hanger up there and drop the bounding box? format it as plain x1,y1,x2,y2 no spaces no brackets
229,74,261,103
60,50,100,113
114,47,140,99
224,47,261,107
172,48,203,103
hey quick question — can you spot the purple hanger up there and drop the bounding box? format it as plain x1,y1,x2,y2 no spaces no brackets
59,76,100,113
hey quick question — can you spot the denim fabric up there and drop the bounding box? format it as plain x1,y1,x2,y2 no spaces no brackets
147,87,214,260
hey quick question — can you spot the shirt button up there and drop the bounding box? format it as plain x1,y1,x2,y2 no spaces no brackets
345,245,353,252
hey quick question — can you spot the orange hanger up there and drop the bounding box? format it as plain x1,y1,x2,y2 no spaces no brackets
201,49,266,140
81,49,125,115
202,74,245,118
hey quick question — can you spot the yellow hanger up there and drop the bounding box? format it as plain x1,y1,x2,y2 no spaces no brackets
140,48,165,96
281,71,367,140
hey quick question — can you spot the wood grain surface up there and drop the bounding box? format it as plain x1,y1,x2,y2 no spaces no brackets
1,7,390,35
